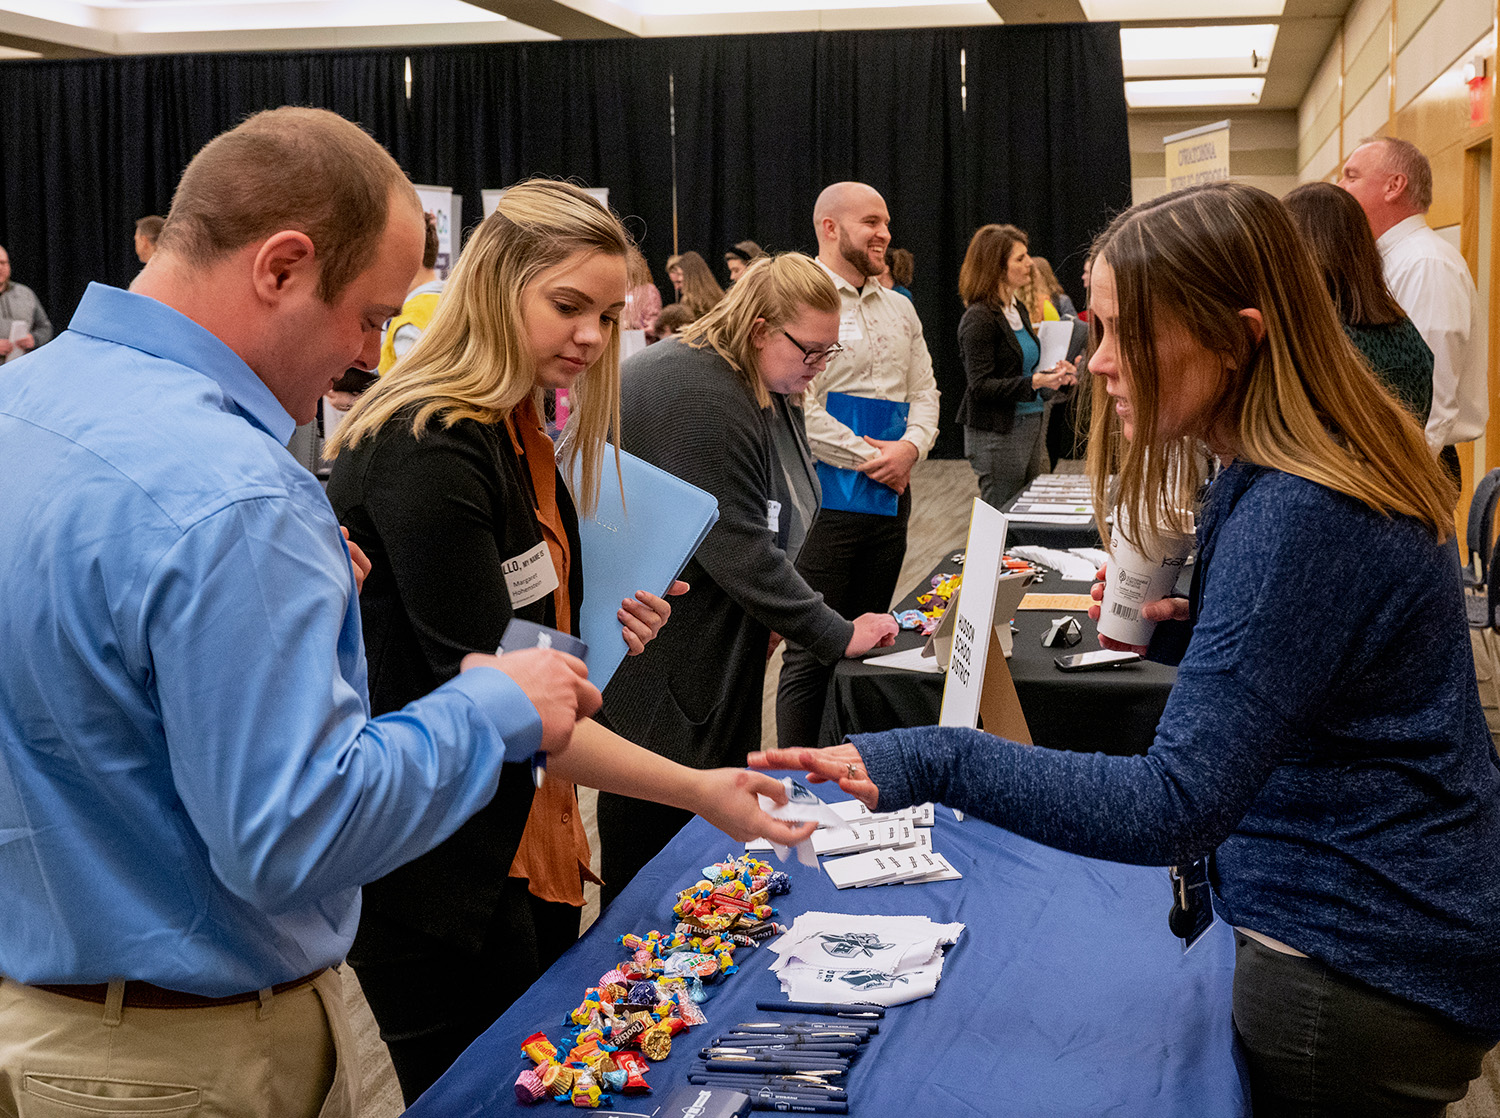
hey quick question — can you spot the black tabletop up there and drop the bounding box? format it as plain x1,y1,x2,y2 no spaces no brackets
820,550,1176,754
999,493,1103,550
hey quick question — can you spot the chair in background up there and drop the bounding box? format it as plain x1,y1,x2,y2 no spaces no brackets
1462,467,1500,591
1469,543,1500,711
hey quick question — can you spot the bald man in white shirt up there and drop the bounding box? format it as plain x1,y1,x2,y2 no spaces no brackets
776,182,940,749
1340,137,1485,483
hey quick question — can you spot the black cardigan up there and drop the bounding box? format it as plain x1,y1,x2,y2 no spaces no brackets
600,339,855,769
954,300,1041,434
326,410,584,952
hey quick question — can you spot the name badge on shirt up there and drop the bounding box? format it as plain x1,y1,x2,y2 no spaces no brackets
767,499,782,533
838,310,863,344
502,540,560,610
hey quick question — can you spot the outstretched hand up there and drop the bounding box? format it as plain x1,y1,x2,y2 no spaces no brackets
747,743,879,811
691,768,819,845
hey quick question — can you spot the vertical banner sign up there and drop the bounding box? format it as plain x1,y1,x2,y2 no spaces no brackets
412,185,454,278
1163,121,1231,190
938,499,1032,743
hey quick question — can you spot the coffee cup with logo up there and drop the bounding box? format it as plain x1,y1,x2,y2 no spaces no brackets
1098,509,1195,647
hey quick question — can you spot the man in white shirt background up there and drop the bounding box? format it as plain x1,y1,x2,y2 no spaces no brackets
1340,136,1487,487
776,181,940,748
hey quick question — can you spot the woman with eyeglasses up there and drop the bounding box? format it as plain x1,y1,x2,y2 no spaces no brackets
754,183,1500,1117
957,223,1077,510
593,252,899,906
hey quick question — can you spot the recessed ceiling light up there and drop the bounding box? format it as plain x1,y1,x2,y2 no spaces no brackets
1121,25,1276,79
1125,77,1265,108
1084,0,1283,17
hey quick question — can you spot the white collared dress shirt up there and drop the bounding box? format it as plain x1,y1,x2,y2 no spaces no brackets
803,260,941,469
1378,214,1487,450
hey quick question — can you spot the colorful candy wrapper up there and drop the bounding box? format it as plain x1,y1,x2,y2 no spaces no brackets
640,1022,673,1061
521,1032,557,1064
570,1069,603,1108
514,1068,547,1105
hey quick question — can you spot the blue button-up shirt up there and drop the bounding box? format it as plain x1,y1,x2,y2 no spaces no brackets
0,284,541,996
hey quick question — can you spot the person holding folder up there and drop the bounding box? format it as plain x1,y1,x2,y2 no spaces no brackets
323,181,816,1103
596,253,899,907
956,223,1077,511
754,183,1500,1117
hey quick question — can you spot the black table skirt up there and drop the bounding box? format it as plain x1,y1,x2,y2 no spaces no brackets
821,550,1176,754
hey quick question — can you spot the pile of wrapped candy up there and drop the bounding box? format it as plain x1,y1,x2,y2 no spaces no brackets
514,855,791,1107
894,554,1039,636
895,571,962,636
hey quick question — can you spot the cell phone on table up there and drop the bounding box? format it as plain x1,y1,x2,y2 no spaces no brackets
1054,649,1142,672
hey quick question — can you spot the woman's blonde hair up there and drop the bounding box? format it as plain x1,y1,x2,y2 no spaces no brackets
326,178,630,515
1086,181,1454,552
678,252,839,407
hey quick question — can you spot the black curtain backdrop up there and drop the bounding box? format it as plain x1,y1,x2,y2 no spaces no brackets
0,24,1130,457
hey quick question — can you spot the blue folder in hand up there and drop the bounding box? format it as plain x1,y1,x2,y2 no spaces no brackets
816,391,910,517
566,447,720,688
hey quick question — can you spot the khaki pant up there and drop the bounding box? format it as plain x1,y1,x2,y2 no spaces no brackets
0,969,356,1118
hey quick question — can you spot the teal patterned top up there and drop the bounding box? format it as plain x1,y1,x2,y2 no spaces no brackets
1344,318,1433,425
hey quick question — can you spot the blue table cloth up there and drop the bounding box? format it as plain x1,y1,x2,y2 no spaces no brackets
406,804,1249,1117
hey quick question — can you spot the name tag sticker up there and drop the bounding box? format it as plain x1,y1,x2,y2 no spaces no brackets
502,540,559,610
767,499,782,533
838,311,863,344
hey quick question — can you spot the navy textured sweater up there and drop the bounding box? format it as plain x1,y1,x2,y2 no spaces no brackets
855,461,1500,1034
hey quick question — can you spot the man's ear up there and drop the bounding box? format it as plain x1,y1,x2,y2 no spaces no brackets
250,231,317,306
1383,172,1409,206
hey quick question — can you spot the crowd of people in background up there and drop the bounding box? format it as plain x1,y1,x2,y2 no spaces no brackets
2,104,1496,1118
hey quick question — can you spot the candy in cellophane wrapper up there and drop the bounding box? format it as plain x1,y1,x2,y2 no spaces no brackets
514,853,790,1104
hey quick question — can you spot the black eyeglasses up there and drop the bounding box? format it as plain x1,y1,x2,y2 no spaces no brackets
781,330,844,367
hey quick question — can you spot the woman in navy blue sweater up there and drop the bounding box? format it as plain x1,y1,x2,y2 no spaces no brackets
754,182,1500,1117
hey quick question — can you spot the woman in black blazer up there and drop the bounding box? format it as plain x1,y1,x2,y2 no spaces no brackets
324,181,813,1103
955,224,1076,509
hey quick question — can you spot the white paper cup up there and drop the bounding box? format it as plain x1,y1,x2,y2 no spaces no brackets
1098,511,1194,647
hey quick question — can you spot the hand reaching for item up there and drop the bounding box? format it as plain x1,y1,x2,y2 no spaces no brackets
747,742,880,811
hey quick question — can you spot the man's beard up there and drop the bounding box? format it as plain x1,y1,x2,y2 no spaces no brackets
837,226,884,279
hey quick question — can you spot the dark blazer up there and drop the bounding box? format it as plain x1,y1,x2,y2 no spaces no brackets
955,300,1040,434
601,339,855,769
327,410,583,952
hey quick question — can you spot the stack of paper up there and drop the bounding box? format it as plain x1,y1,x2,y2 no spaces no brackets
1007,474,1096,525
767,911,966,1006
748,796,960,887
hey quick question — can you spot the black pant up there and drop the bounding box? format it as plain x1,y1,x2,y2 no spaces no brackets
775,490,911,750
1231,932,1492,1117
348,880,581,1104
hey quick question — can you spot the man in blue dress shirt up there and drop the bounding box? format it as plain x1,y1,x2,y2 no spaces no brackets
0,107,599,1117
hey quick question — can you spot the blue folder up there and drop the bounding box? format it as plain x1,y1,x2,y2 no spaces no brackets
816,390,910,517
567,447,720,688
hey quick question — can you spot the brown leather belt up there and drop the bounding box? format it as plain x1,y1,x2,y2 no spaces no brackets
29,968,327,1009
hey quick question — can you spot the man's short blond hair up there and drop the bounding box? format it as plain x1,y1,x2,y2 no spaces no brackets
158,107,418,302
1359,136,1433,212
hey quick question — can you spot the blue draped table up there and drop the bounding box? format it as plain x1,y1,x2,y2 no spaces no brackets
406,805,1248,1118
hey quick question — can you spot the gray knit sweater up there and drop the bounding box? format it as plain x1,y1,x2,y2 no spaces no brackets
601,339,853,768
